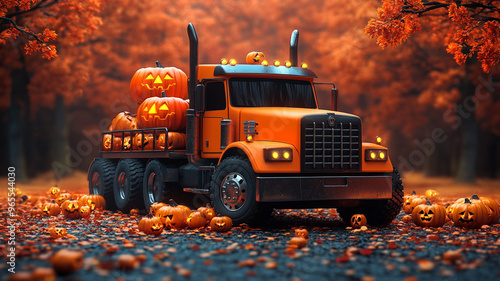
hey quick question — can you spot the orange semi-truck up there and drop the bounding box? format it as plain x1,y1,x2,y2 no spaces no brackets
88,23,403,225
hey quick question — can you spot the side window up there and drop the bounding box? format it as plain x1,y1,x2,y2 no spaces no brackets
205,82,226,111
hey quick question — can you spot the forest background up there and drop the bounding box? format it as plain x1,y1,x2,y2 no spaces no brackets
1,0,499,183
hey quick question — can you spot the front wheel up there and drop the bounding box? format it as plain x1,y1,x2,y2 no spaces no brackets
210,156,269,225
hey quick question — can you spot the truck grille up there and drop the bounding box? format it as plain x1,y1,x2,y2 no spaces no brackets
301,114,361,172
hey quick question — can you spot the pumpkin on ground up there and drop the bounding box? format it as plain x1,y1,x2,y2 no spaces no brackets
130,62,188,104
451,198,489,228
51,249,83,275
210,216,233,232
187,211,207,229
403,191,420,214
411,200,447,227
61,200,80,220
55,193,71,205
478,196,500,224
49,227,67,238
289,237,308,249
137,93,189,131
48,186,61,199
109,111,138,131
407,196,427,214
138,215,164,236
150,202,167,216
43,201,61,216
197,205,215,222
79,205,91,219
156,204,188,229
294,228,309,239
424,189,439,202
78,194,106,211
350,214,368,229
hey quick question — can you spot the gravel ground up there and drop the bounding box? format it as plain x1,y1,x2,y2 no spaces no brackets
2,203,500,281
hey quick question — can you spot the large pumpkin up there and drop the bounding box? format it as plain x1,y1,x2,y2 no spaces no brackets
156,205,188,229
137,93,189,131
451,198,489,228
78,194,106,211
109,111,138,131
156,132,187,150
130,62,188,104
411,200,447,228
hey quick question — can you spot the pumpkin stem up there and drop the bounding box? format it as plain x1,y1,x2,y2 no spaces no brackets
464,198,472,204
470,194,480,200
161,91,167,98
411,191,416,195
156,60,164,68
426,199,432,205
168,199,178,207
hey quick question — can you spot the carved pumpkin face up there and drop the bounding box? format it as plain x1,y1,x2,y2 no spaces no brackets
350,214,367,229
294,228,309,239
412,201,446,227
78,194,106,211
50,227,67,238
197,206,215,222
130,65,188,104
43,201,61,216
187,211,207,229
138,215,164,236
55,193,71,205
48,186,61,198
79,205,91,218
209,216,233,232
133,133,154,150
451,198,489,228
425,189,439,202
110,111,138,131
137,95,189,131
61,200,80,219
156,205,187,229
246,51,266,64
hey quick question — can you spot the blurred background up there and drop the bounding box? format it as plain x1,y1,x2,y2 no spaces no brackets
1,0,499,184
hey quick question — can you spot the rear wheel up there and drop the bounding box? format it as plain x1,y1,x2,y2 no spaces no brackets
338,168,404,226
88,158,117,210
113,159,145,213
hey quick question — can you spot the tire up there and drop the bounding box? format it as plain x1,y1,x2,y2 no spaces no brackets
143,159,178,211
338,168,404,226
113,159,145,213
88,158,117,211
210,156,270,225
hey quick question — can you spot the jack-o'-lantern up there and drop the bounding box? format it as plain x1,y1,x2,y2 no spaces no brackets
43,201,61,216
150,202,167,216
187,211,207,229
289,236,308,249
30,207,44,218
209,216,233,232
451,198,489,228
156,132,186,150
169,199,192,217
197,205,215,222
110,111,138,131
78,194,106,211
133,133,154,150
130,62,188,104
156,205,188,229
102,134,130,151
478,196,500,224
294,228,309,239
51,249,83,275
411,200,446,227
408,196,427,214
61,200,80,219
137,93,189,131
55,193,71,205
425,189,439,203
138,215,164,236
350,214,367,229
48,186,61,198
49,227,67,238
79,205,91,219
130,208,141,216
403,191,419,214
246,51,266,64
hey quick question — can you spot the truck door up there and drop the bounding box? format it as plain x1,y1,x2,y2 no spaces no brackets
202,81,228,155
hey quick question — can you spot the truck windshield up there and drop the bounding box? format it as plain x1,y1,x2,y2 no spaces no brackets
229,78,316,108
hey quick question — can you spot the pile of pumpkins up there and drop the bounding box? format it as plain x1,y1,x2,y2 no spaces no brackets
403,190,500,229
138,200,233,236
103,61,189,152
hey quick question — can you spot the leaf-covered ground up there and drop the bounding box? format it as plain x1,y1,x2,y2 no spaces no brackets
2,172,500,281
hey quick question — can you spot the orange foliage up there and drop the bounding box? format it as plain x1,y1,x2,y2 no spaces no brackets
366,0,500,72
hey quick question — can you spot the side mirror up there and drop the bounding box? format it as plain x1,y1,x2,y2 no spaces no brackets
195,84,204,112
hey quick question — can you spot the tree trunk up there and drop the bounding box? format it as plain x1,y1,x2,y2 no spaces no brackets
8,54,29,182
53,94,69,180
455,68,478,183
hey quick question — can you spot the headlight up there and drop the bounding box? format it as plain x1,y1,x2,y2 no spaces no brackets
365,149,388,162
264,148,293,162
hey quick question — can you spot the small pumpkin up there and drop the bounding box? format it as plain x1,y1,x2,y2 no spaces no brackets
289,236,308,249
30,207,44,218
78,194,106,211
51,249,83,275
55,193,72,205
156,132,187,150
61,199,80,219
411,200,447,227
407,196,427,214
48,186,61,198
197,205,215,222
43,201,61,216
102,134,123,151
110,111,138,131
294,228,309,239
478,196,500,225
246,51,266,64
425,189,439,202
138,215,164,236
187,211,207,229
133,133,154,150
209,216,233,232
156,205,188,229
150,202,167,216
49,227,67,238
137,92,189,131
117,254,139,270
31,267,56,281
130,208,141,216
350,214,367,229
403,191,419,214
169,199,192,217
451,198,489,228
79,205,91,219
130,62,188,104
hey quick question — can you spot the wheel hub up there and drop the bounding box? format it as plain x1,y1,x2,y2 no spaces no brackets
220,172,247,211
118,172,128,200
91,172,100,194
147,172,160,204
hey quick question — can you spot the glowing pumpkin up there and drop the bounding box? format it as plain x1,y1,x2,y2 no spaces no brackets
245,51,266,64
43,201,61,216
48,186,61,198
132,133,154,150
130,62,188,104
411,200,446,227
49,227,67,238
187,211,207,229
78,194,106,211
197,205,215,222
138,215,164,236
425,189,439,203
156,205,188,229
137,93,189,131
156,132,187,150
109,111,138,131
61,200,80,220
209,216,233,232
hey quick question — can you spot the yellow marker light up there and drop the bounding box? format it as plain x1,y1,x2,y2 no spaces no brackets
274,60,280,67
376,136,382,144
230,58,237,66
379,152,385,159
301,62,308,69
221,58,228,65
283,151,290,159
365,149,388,162
246,134,253,142
272,151,279,159
261,60,268,66
370,152,376,160
285,60,292,68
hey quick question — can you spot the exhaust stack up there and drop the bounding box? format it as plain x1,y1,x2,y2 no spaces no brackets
186,23,198,157
290,30,299,67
